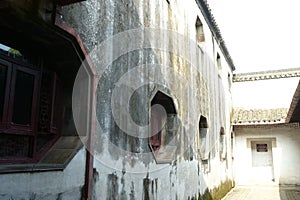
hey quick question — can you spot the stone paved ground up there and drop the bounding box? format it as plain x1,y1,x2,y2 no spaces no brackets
223,185,300,200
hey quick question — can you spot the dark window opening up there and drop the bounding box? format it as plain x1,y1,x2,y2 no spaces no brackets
150,91,177,152
201,155,211,174
219,127,226,160
256,144,268,152
0,50,62,163
196,16,205,45
217,53,222,76
149,91,178,164
199,115,209,160
228,72,232,89
11,69,36,126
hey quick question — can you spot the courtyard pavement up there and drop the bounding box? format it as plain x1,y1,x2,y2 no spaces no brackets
222,185,300,200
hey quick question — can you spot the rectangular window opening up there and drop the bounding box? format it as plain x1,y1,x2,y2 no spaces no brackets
11,70,35,126
256,144,268,152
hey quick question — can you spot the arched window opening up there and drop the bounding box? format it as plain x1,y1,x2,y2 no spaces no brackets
198,115,209,160
196,16,205,46
217,53,222,76
219,127,227,160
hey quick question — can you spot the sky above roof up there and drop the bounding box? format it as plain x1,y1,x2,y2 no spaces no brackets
209,0,300,73
233,77,299,109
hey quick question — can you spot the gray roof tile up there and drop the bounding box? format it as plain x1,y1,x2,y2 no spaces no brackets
232,108,288,124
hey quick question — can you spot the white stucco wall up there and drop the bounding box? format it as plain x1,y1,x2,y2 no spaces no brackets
234,125,300,185
60,0,234,199
0,148,86,200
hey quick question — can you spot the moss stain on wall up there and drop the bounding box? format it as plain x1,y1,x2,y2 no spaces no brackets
197,179,233,200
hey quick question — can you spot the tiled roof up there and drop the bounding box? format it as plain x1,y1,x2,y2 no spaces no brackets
233,68,300,82
232,108,288,125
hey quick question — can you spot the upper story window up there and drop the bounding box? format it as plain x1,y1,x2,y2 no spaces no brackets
227,72,232,90
217,53,222,76
0,44,62,163
196,16,205,47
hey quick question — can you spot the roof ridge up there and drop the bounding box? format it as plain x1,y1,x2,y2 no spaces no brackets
233,68,300,82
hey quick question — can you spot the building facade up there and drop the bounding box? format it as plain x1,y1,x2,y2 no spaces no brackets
0,0,235,199
232,70,300,186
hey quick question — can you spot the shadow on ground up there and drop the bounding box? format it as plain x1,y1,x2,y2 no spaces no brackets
279,185,300,200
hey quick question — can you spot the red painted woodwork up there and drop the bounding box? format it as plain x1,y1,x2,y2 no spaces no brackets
151,109,162,151
0,53,61,164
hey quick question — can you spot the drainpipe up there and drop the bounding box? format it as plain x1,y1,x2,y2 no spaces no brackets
54,8,98,200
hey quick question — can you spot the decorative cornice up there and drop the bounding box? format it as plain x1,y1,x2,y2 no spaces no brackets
233,68,300,82
233,122,299,129
232,108,288,125
195,0,235,71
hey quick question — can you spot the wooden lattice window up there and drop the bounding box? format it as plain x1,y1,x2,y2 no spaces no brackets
0,53,62,163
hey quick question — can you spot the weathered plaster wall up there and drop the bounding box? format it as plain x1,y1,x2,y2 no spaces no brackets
60,0,234,199
0,148,86,200
234,125,300,185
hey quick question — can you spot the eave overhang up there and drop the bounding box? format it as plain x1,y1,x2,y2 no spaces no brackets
286,80,300,123
195,0,236,71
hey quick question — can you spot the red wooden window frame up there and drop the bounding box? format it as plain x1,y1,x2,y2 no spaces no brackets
7,64,40,132
0,54,61,164
150,109,162,151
